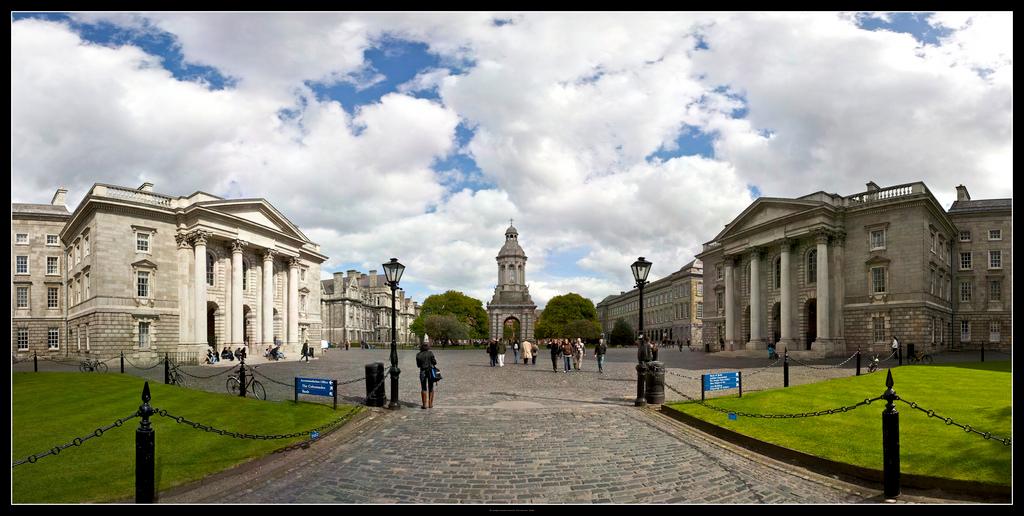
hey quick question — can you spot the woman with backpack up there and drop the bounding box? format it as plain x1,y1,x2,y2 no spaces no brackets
416,343,438,409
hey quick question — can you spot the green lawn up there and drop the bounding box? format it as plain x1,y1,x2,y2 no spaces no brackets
13,372,361,503
666,361,1012,486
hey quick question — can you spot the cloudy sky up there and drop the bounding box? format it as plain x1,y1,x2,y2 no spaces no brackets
11,12,1013,308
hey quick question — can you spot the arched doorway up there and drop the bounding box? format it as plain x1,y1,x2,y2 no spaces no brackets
503,317,521,343
771,302,781,343
805,299,817,350
207,302,219,348
242,305,252,346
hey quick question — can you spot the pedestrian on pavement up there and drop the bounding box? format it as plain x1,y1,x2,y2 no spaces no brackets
416,342,438,409
489,340,498,367
561,339,574,372
522,339,532,365
301,340,310,362
549,339,560,372
573,338,585,371
531,341,539,365
512,340,520,364
651,339,659,362
595,339,608,373
892,335,901,362
497,340,507,367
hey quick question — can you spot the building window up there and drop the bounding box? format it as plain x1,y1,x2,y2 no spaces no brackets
938,237,946,261
959,230,971,242
85,273,90,299
960,252,972,270
16,256,29,274
989,250,1001,269
300,269,306,282
46,234,59,246
870,229,886,250
683,303,690,319
16,233,29,245
807,250,817,284
47,256,59,275
696,282,703,296
16,286,29,308
872,317,885,342
137,271,150,298
930,232,936,253
989,321,1000,342
929,269,935,295
300,294,307,312
960,320,970,342
139,322,151,349
716,291,723,312
716,264,723,281
773,257,781,289
989,229,1001,241
75,243,81,264
17,329,29,350
47,328,59,350
930,318,935,343
207,252,216,286
960,281,972,302
989,280,1001,301
47,287,58,309
84,235,90,256
871,267,886,294
696,302,703,319
136,232,150,252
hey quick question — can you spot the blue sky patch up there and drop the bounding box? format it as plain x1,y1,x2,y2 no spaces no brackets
856,12,953,46
541,246,592,278
647,126,716,161
748,185,762,198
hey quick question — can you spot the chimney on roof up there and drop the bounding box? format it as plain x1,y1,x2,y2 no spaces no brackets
866,181,880,192
50,187,68,206
138,182,154,192
956,185,971,202
369,270,378,287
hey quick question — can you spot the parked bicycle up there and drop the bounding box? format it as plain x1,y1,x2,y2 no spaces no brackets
867,354,880,373
168,361,188,387
226,366,266,400
908,350,934,365
79,357,108,373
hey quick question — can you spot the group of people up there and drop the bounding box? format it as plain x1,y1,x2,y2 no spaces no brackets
206,345,247,364
485,339,540,367
544,338,609,373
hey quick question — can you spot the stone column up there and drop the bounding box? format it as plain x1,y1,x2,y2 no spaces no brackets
748,250,764,349
815,232,831,346
262,249,276,346
192,231,209,347
231,240,245,348
724,258,735,348
175,234,193,346
780,241,793,347
288,257,300,351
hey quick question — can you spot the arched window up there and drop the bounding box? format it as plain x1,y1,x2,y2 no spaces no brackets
807,249,817,284
773,257,781,289
207,251,216,286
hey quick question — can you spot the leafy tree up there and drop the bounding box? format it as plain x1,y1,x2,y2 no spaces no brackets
564,319,602,341
423,314,469,347
535,293,598,338
610,318,634,347
411,290,489,339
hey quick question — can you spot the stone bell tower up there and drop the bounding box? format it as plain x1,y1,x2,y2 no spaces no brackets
487,222,537,342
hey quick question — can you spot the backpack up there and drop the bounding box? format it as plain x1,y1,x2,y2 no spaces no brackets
430,366,442,382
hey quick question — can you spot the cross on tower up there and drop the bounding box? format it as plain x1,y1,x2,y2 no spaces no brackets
509,218,514,226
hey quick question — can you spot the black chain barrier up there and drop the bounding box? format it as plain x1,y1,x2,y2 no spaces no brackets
897,397,1011,446
662,377,883,418
878,349,898,363
155,406,360,441
249,367,295,388
337,375,368,387
788,351,860,370
123,357,165,370
742,357,782,377
174,364,236,380
12,412,140,468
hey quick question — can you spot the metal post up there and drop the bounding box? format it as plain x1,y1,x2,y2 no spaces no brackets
635,363,647,407
783,349,789,387
294,377,299,404
163,353,170,384
332,379,338,410
121,351,125,374
738,371,743,398
238,358,247,398
981,341,985,362
897,345,902,366
635,280,646,406
34,352,38,373
856,348,861,376
388,284,401,410
135,382,155,503
881,369,900,498
701,374,706,401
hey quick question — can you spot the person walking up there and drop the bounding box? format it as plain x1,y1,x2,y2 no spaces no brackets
651,339,659,362
531,341,538,365
549,339,560,372
595,338,608,374
301,340,310,362
561,339,573,372
512,340,520,364
892,335,901,363
416,343,438,409
497,340,507,367
522,339,532,365
573,338,585,371
488,340,497,367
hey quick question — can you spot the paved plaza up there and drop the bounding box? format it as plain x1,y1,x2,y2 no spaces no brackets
17,347,1001,504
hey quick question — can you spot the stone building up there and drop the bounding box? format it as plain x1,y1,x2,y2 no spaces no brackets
697,181,1011,357
596,259,704,346
11,182,326,361
12,189,71,354
487,223,538,342
948,185,1012,350
320,269,420,346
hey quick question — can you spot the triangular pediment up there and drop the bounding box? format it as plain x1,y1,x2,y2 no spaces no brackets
865,254,891,266
714,198,825,241
198,200,311,243
131,259,159,269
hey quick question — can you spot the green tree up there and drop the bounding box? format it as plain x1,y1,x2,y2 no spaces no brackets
535,293,598,338
411,290,489,339
610,318,634,347
563,319,602,341
423,314,470,347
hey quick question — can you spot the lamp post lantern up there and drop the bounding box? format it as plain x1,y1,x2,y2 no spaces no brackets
383,258,405,410
632,256,652,406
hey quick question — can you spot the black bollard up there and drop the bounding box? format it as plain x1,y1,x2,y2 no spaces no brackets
121,351,125,374
783,349,789,387
135,382,156,503
635,363,647,407
897,346,902,366
332,379,338,410
701,374,706,401
163,353,170,384
856,349,861,376
34,352,38,373
881,370,900,499
981,342,985,362
238,358,247,398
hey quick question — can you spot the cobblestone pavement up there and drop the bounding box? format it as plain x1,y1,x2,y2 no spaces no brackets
15,348,997,503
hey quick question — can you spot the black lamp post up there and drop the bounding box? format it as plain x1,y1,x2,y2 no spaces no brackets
632,256,652,407
383,258,405,410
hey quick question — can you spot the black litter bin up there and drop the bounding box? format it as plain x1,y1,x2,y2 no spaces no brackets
365,362,386,407
645,361,665,405
907,343,915,361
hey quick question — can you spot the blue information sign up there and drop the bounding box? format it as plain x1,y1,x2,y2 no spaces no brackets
703,372,740,391
296,377,334,397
